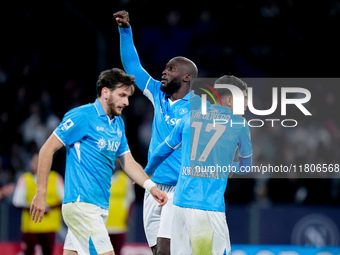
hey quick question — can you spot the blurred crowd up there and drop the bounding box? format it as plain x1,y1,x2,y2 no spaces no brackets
1,0,340,207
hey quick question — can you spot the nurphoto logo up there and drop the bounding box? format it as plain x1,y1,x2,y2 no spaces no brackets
194,78,312,128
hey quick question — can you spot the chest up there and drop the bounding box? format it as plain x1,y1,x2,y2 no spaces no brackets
85,118,123,156
156,97,189,127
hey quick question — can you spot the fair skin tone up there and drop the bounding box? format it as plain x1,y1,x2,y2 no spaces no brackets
30,85,167,255
221,90,248,113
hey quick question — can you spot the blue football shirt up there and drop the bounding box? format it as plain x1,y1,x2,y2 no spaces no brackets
165,105,253,212
119,26,195,186
54,99,130,210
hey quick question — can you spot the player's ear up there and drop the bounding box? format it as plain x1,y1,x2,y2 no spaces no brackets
226,95,233,108
183,74,191,82
101,87,110,100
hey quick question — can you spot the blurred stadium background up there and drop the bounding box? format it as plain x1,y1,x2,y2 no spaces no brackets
0,1,340,254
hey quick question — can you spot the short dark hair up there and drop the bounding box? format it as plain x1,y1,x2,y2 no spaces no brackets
214,75,247,99
96,68,136,97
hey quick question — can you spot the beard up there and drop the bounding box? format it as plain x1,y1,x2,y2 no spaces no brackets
160,77,181,95
107,99,123,116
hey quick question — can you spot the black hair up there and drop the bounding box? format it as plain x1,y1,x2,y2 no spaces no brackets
214,75,247,99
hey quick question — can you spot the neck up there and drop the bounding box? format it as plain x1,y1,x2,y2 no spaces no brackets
170,84,190,101
98,97,113,118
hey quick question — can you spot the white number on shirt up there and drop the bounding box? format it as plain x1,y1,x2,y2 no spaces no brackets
190,121,226,162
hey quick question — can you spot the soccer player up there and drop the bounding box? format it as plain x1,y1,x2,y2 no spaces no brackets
144,75,253,255
29,68,167,255
113,10,198,255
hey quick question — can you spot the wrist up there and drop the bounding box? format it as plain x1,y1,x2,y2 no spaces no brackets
143,179,156,192
36,189,47,196
119,26,131,33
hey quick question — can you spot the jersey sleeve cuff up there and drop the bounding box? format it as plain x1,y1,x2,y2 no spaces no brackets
165,140,181,150
117,150,130,157
53,131,66,146
118,26,132,34
239,152,253,158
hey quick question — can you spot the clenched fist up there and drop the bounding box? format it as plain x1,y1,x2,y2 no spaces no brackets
113,10,130,28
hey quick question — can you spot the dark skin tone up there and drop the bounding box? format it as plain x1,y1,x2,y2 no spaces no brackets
114,10,198,255
113,10,197,101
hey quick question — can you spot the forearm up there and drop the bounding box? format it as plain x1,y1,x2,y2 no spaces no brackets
119,27,140,72
36,145,54,196
145,141,174,176
122,159,150,188
36,134,63,196
119,26,151,90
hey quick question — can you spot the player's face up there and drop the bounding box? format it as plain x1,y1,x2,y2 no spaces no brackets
107,85,132,116
161,59,182,95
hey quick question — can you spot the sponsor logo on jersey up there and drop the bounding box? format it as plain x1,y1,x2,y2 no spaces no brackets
97,137,120,152
164,115,180,126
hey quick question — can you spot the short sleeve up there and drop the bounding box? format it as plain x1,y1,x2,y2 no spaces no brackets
54,108,88,146
238,122,253,158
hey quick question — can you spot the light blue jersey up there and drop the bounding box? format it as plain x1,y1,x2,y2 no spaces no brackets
119,26,193,186
54,99,130,210
145,103,252,212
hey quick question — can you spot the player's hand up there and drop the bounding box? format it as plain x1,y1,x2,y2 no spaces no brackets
29,193,46,223
150,187,168,207
113,10,130,28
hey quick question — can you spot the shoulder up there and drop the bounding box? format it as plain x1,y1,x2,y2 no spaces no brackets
69,103,94,115
63,103,95,119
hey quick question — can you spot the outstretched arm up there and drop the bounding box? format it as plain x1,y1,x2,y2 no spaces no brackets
144,141,175,176
113,10,157,92
144,115,185,176
118,152,167,207
30,133,64,223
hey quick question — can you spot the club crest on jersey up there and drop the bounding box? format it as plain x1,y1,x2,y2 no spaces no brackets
117,128,122,137
62,118,74,131
179,108,188,115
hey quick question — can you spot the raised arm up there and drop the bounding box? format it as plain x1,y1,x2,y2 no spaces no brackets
29,133,64,223
113,10,157,92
